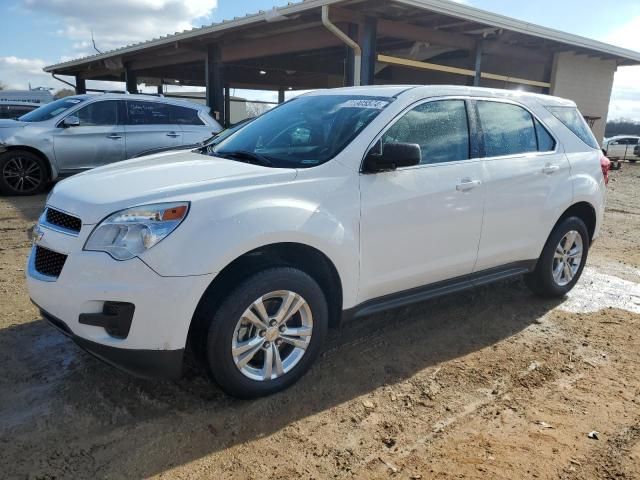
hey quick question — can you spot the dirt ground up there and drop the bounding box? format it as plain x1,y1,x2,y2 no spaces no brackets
1,165,640,480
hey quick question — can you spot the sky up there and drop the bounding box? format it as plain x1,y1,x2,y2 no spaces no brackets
0,0,639,120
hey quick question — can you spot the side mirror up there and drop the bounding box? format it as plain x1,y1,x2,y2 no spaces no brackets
62,116,80,128
362,142,421,173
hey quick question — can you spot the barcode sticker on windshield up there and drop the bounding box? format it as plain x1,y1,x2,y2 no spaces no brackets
339,99,389,110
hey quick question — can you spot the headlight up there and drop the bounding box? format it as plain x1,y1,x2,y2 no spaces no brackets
84,202,189,260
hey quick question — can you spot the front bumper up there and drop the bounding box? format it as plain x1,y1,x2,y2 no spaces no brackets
26,220,215,377
38,306,184,379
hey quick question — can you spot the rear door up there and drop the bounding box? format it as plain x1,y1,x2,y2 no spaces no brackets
473,99,570,271
123,100,182,158
52,100,125,171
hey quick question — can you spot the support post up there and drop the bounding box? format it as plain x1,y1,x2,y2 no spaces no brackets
224,86,231,127
206,45,225,124
157,84,163,95
278,88,285,104
473,40,484,87
75,75,86,95
359,16,377,86
125,67,138,93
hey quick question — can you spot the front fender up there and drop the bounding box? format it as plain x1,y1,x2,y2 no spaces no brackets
141,172,361,308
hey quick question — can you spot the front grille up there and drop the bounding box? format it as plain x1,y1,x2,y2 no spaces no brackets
45,208,82,233
34,246,67,278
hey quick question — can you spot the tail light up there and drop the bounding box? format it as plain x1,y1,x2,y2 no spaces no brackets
600,154,611,186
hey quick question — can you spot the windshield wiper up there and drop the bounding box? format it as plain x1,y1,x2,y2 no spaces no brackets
215,150,274,167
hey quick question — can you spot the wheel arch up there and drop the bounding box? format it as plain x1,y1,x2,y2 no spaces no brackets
554,201,597,242
186,242,344,361
1,145,54,180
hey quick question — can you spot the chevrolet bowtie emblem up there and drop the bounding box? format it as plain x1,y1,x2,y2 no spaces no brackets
29,224,44,243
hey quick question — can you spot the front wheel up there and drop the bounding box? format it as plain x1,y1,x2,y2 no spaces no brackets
0,150,48,195
525,216,589,298
204,267,328,398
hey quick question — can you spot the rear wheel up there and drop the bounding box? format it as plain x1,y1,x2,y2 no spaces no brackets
204,267,328,398
525,216,589,298
0,150,48,195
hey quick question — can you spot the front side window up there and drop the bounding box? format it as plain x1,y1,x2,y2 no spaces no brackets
210,95,391,168
19,97,85,122
380,99,470,164
75,101,118,126
477,101,537,157
127,101,171,125
546,106,599,150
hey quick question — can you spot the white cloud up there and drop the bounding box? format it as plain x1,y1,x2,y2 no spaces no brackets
602,16,640,121
0,56,55,90
21,0,218,55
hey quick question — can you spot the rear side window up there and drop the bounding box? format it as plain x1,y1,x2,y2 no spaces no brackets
169,105,204,125
546,106,599,149
477,101,537,157
126,101,171,125
381,99,470,164
75,101,118,126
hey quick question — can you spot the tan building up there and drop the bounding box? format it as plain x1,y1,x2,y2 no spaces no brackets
43,0,640,143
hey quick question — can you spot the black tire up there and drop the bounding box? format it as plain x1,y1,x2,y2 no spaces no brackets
630,159,637,164
0,150,48,196
525,216,589,298
204,267,328,399
610,161,621,171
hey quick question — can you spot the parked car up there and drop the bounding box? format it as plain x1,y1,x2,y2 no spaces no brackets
27,85,608,398
133,117,254,158
0,93,222,195
602,135,640,162
0,102,40,120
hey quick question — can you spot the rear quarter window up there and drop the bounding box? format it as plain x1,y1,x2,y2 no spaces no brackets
169,105,205,125
546,106,599,150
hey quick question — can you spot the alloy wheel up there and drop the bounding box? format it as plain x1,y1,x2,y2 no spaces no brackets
552,230,583,286
231,290,313,381
2,156,43,193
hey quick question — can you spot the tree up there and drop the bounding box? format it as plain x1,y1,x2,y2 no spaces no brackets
605,120,640,138
0,81,6,91
54,88,75,99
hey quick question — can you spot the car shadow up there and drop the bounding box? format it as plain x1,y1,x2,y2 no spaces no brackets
0,277,563,477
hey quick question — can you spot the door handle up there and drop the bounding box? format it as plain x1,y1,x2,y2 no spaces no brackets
107,134,122,140
542,163,560,174
166,132,180,137
456,179,482,192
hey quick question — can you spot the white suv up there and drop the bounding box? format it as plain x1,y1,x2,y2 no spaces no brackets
27,85,608,398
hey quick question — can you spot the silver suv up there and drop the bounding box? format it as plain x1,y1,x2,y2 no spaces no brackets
0,93,222,195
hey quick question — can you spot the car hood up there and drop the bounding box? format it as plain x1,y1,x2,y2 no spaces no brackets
48,150,298,224
0,119,27,129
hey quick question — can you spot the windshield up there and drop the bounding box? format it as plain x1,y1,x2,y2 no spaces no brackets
210,95,392,168
200,117,254,149
19,97,85,122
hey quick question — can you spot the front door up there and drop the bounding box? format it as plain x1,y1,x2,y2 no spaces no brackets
53,100,125,172
359,99,485,303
